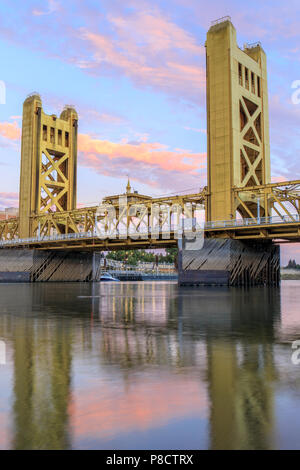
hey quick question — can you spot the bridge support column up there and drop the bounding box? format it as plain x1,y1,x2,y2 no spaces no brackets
178,238,280,287
0,249,100,282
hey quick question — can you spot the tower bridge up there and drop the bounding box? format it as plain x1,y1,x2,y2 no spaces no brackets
1,18,300,285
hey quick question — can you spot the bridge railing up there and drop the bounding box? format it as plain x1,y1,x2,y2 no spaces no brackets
1,213,300,246
205,213,300,229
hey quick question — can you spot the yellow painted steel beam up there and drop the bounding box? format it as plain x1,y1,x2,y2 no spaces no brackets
233,179,300,192
206,19,270,222
18,94,78,238
3,181,300,244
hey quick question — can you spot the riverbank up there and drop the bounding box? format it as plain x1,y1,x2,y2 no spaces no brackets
281,269,300,280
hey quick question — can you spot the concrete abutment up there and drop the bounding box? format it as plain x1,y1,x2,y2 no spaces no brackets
0,249,101,282
178,238,280,287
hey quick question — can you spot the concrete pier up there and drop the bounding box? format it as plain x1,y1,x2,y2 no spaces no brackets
178,238,280,286
0,249,101,282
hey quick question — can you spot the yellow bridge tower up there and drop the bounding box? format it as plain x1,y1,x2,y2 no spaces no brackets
206,17,270,222
19,94,78,238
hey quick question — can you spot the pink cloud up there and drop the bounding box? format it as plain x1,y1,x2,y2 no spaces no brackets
80,108,125,125
0,2,206,103
0,119,206,192
78,133,206,191
108,10,203,55
0,192,18,199
0,192,19,211
271,176,288,183
78,12,205,102
0,121,21,141
0,2,207,103
32,0,59,17
2,0,300,105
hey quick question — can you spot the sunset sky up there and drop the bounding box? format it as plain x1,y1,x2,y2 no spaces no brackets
0,0,300,263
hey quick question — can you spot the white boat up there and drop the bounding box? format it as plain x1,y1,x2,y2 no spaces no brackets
100,272,120,282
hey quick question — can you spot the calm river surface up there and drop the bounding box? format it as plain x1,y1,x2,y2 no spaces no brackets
0,281,299,450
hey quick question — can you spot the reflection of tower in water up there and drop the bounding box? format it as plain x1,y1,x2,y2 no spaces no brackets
0,285,73,450
177,286,280,450
96,282,281,449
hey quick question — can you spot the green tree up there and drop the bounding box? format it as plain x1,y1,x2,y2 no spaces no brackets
286,259,300,269
106,248,177,265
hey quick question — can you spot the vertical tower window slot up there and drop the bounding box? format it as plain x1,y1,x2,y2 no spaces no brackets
65,131,69,147
58,129,62,145
257,76,261,97
251,72,255,93
245,68,249,90
43,125,47,141
50,127,55,144
238,63,243,85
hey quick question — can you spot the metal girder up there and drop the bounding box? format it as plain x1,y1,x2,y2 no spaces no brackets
2,181,300,247
29,191,207,239
0,190,207,244
234,179,300,219
0,218,19,241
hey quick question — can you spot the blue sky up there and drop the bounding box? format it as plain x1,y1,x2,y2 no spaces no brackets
1,0,300,262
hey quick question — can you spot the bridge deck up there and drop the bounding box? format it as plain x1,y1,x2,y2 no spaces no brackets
1,213,300,250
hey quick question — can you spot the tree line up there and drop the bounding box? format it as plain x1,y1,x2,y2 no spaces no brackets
286,259,300,270
106,248,177,266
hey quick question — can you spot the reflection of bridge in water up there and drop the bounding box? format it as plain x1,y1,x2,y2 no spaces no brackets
1,282,298,449
1,18,300,284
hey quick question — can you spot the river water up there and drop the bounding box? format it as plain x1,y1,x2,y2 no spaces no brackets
0,281,299,450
